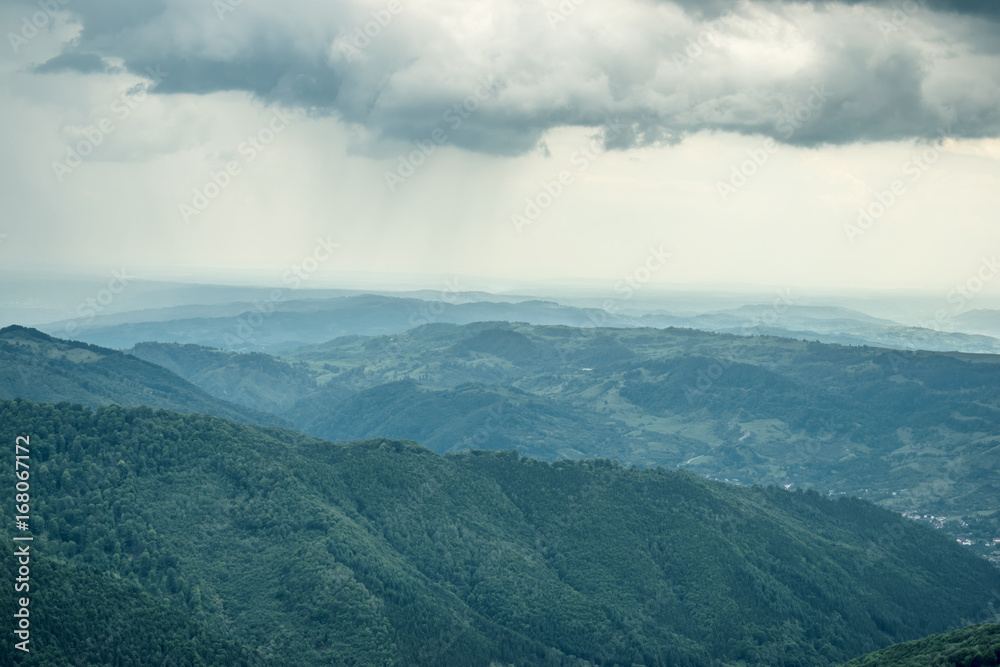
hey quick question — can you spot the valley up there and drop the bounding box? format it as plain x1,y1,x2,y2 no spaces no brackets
116,321,1000,552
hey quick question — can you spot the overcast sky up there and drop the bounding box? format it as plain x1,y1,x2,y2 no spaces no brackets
1,0,999,296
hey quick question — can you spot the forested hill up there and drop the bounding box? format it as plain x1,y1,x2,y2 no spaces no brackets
129,323,1000,548
0,326,284,427
3,398,1000,666
841,623,1000,666
0,538,271,667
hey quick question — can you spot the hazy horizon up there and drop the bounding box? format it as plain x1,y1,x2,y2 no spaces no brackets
6,270,1000,333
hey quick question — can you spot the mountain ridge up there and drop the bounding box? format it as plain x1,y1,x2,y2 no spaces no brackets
3,397,1000,665
0,325,286,427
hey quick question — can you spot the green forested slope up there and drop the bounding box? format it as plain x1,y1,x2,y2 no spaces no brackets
0,326,284,427
291,379,629,459
2,398,999,666
129,341,317,415
841,623,1000,666
0,538,269,667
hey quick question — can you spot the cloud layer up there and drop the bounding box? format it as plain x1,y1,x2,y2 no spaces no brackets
25,0,1000,154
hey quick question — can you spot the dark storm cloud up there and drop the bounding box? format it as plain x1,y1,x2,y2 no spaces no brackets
852,0,1000,18
35,0,1000,154
33,52,110,74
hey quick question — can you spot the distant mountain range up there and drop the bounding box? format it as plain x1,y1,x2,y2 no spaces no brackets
641,305,1000,354
954,309,1000,339
40,294,633,352
38,293,1000,355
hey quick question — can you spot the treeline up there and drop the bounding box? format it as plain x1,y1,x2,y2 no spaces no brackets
841,623,1000,666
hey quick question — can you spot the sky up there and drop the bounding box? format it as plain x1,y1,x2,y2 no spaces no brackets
1,0,999,298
